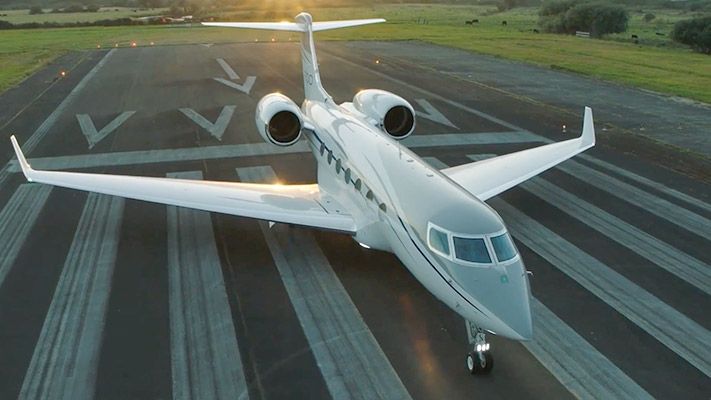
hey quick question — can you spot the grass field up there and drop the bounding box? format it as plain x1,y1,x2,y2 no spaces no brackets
1,4,710,103
0,7,166,24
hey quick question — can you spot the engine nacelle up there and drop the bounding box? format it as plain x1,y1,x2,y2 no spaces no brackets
353,89,415,139
255,93,303,146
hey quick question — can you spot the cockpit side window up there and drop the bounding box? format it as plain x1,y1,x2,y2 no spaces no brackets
453,237,492,264
428,225,450,257
491,232,517,262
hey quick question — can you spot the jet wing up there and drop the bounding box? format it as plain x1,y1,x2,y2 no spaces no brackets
10,137,356,234
440,107,595,201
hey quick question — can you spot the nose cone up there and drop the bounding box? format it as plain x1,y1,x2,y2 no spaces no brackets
449,260,533,341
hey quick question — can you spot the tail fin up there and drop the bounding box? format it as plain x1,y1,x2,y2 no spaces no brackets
203,13,385,102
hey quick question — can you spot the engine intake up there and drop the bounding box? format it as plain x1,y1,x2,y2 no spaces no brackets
353,89,415,139
256,93,303,146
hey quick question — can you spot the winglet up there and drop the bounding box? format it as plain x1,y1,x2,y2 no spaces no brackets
10,135,34,182
581,106,595,148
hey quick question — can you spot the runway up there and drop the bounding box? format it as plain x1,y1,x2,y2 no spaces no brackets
0,40,709,400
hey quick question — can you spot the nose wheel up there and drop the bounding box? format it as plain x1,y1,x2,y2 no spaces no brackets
466,321,494,375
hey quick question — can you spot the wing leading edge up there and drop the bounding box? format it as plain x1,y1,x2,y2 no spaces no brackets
10,136,356,233
441,107,596,201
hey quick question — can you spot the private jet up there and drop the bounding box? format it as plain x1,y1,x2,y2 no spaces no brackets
10,12,595,375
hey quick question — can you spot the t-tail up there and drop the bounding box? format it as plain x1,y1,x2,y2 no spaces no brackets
203,13,385,102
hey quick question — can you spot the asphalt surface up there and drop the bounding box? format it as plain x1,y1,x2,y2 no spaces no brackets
0,40,709,400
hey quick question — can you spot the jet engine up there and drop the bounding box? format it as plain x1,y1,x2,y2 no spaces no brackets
352,89,415,139
255,93,303,146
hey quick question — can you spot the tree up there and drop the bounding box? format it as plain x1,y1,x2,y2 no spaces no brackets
644,12,655,22
672,16,711,54
29,5,43,14
538,0,628,37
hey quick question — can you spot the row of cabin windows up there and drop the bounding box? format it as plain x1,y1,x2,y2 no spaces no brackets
319,141,386,212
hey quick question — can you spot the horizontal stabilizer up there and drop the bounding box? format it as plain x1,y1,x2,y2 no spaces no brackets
202,18,385,32
202,21,305,32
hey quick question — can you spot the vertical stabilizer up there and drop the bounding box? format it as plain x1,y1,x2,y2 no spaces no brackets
294,13,330,102
203,13,385,103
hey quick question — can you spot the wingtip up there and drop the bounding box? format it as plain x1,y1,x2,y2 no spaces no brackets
10,135,33,182
582,106,595,148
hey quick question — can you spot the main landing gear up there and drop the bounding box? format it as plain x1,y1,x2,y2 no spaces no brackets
466,321,493,375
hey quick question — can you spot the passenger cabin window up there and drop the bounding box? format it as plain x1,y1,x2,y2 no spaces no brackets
428,226,450,256
454,237,492,264
491,232,517,262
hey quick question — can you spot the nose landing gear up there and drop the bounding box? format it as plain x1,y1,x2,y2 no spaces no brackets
466,321,494,375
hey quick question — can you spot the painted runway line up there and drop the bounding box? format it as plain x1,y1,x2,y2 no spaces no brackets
414,99,458,129
0,184,53,291
7,131,538,172
490,198,711,378
179,106,235,141
217,58,240,80
76,111,135,148
525,298,653,400
0,50,116,189
214,77,257,95
557,159,711,239
167,170,249,400
519,175,711,296
578,154,711,214
19,193,124,400
237,166,411,400
22,49,116,154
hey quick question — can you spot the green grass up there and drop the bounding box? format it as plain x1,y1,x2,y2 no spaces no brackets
0,7,166,24
1,4,710,103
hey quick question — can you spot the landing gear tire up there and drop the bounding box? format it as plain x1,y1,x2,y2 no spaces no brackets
466,351,493,375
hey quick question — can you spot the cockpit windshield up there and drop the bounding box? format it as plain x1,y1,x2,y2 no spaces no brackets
426,223,519,266
428,225,450,256
491,232,517,262
453,237,491,264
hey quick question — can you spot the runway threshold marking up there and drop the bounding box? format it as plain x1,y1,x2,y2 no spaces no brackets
522,176,711,296
167,170,250,400
0,49,116,189
578,154,711,214
491,197,711,378
414,99,458,129
526,298,653,400
237,165,412,400
19,193,124,400
76,111,135,149
557,159,711,239
179,106,236,141
6,131,537,172
0,184,53,291
465,154,711,296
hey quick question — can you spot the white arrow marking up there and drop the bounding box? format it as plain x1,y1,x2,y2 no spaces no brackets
414,99,458,129
216,58,239,80
179,105,236,141
76,111,135,149
213,77,257,95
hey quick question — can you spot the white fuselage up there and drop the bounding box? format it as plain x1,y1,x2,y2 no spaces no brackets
302,100,533,341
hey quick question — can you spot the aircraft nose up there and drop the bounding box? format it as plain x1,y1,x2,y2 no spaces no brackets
448,259,533,341
499,292,533,341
